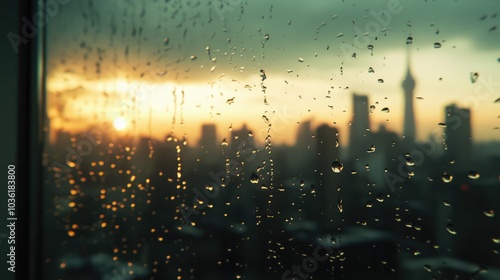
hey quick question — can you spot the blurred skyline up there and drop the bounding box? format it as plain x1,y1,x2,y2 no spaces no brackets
45,0,500,145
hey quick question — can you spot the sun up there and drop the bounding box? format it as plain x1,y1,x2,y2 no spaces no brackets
113,117,128,131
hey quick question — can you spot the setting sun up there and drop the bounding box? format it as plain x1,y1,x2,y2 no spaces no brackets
113,117,128,131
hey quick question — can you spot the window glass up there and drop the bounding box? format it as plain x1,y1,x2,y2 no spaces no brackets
43,0,500,279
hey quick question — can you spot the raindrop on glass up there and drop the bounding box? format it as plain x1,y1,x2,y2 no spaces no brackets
406,157,415,166
470,72,479,83
406,36,413,45
381,107,390,113
441,173,453,183
467,171,480,179
378,78,384,83
368,67,375,73
434,42,442,48
250,173,259,184
311,185,316,194
367,44,374,51
446,224,457,235
260,69,267,81
331,160,344,173
484,210,495,218
367,145,376,153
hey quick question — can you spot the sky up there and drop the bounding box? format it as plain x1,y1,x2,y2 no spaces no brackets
45,0,500,146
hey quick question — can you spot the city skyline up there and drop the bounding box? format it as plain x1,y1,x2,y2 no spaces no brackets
45,0,500,146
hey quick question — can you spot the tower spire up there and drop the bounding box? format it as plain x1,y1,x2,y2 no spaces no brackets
402,46,416,142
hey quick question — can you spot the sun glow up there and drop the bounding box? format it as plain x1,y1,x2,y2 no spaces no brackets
113,117,128,131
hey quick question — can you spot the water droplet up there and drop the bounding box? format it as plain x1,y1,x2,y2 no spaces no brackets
423,264,432,272
337,198,343,213
331,160,344,173
381,107,390,113
376,193,384,202
446,224,457,235
468,171,480,179
336,33,344,38
443,200,451,206
298,57,304,63
368,67,375,73
405,157,415,166
484,210,495,218
299,180,305,187
406,36,413,45
367,45,374,51
438,122,447,127
434,42,442,48
470,72,479,83
492,238,500,244
250,173,259,184
367,145,376,153
442,173,453,183
260,69,267,81
366,201,373,208
378,78,384,83
190,55,197,60
311,185,316,194
221,138,228,146
264,33,270,40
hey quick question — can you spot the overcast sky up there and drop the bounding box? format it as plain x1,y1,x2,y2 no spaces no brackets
46,0,499,145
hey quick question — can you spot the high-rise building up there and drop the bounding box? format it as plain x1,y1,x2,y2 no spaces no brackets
199,124,217,149
402,50,416,142
315,124,340,223
349,94,371,160
444,104,472,167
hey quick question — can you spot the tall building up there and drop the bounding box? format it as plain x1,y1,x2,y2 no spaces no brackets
444,104,472,167
349,94,371,160
199,124,217,149
315,124,340,223
402,50,416,142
